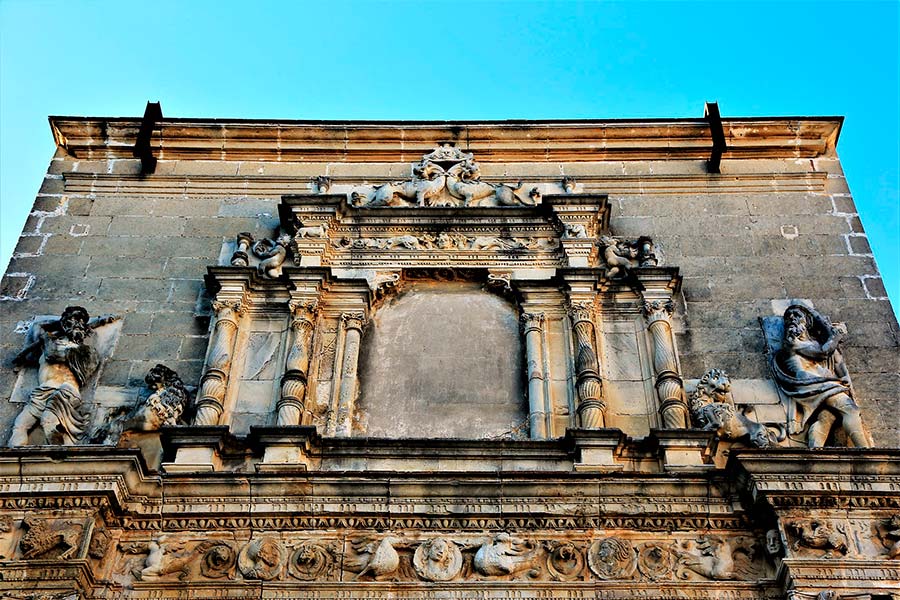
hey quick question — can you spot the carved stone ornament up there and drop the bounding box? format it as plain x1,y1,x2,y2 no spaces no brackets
882,514,900,558
349,145,541,208
252,231,293,278
133,364,189,430
238,536,285,580
636,542,675,580
230,232,254,266
588,537,637,580
545,541,585,581
689,368,784,448
313,175,331,193
771,304,870,448
350,537,401,579
8,307,120,446
473,533,539,577
598,235,658,279
199,541,237,579
673,535,758,581
787,519,848,557
413,537,463,582
135,535,192,581
18,514,83,560
333,233,559,253
289,541,336,581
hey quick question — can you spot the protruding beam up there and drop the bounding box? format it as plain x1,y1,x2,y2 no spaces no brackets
704,101,726,173
133,101,162,174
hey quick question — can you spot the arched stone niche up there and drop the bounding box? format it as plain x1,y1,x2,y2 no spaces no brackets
356,281,527,439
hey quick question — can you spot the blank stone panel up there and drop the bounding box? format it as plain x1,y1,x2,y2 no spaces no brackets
357,283,527,439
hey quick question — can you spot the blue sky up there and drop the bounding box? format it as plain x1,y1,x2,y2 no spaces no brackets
1,0,898,317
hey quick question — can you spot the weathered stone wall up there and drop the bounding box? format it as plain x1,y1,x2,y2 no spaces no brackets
0,122,897,447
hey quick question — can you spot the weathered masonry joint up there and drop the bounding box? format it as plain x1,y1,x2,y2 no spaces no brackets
0,113,897,599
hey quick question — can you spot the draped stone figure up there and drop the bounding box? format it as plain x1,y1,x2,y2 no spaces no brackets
8,307,118,446
771,304,870,448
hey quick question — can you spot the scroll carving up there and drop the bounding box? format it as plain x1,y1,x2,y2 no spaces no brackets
568,301,605,428
641,299,688,429
349,145,540,208
195,298,246,426
276,301,318,426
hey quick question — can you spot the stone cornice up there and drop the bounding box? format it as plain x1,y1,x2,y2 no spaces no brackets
49,116,842,161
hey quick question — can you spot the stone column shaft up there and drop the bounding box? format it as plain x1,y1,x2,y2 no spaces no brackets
569,302,605,428
195,299,244,426
276,301,317,426
642,299,689,429
521,312,548,440
334,312,365,436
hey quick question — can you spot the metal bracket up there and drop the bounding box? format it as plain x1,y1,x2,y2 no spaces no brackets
704,101,726,174
133,101,162,175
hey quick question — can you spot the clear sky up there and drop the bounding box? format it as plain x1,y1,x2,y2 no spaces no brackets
1,0,898,317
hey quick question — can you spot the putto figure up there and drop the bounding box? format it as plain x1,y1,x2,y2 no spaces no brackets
8,306,119,446
771,304,870,448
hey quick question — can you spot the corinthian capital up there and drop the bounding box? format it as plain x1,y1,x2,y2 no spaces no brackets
341,312,366,331
288,299,318,323
641,299,675,322
212,295,249,318
568,300,595,323
520,312,545,332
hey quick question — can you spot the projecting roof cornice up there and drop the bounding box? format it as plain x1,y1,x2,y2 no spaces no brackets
48,116,842,162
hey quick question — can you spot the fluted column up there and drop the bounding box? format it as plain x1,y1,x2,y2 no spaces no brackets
334,312,365,436
641,299,689,428
276,300,318,426
568,301,605,428
194,298,246,426
521,312,548,440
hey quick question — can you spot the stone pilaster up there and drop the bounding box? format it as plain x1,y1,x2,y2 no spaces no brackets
194,297,246,426
275,300,318,426
521,312,548,440
334,312,365,436
568,301,605,429
641,298,689,429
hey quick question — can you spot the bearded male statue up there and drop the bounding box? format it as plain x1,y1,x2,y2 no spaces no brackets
8,306,119,446
771,304,870,448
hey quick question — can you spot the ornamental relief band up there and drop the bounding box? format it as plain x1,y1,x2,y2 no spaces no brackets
0,138,894,600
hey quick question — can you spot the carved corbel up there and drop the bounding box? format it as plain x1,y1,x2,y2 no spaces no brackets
276,300,319,426
194,297,248,426
568,301,605,429
334,312,366,436
641,298,689,429
521,312,548,439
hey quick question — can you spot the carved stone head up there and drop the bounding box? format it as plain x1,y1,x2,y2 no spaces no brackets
58,306,91,343
145,364,185,394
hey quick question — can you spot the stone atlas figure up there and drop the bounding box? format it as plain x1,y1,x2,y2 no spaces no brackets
7,306,119,446
771,304,870,448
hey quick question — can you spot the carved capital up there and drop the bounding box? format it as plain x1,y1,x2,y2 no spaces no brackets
641,299,674,323
520,312,545,333
568,300,595,323
212,296,249,319
340,312,366,332
288,300,318,326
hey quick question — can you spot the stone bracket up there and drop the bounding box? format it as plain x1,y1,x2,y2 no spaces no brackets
651,428,717,473
249,425,320,472
565,427,626,472
160,425,231,473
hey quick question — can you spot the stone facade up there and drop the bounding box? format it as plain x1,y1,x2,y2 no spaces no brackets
0,115,897,599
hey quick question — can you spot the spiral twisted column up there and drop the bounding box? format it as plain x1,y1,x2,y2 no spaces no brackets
334,312,365,436
641,299,689,428
276,300,318,426
521,312,548,439
568,301,605,428
194,298,246,426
